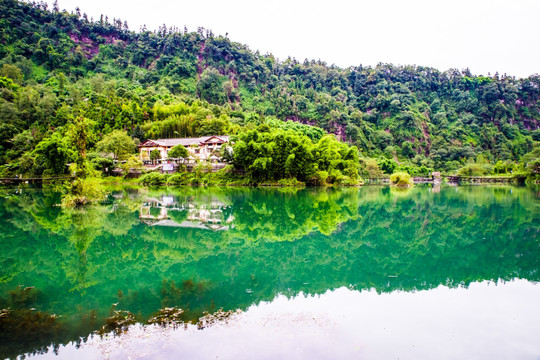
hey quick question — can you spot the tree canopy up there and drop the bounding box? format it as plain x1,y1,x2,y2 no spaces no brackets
168,144,189,159
96,130,136,160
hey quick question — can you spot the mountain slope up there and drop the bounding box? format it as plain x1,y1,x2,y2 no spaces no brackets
0,0,538,175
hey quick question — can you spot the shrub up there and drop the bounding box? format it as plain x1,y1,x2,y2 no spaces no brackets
326,169,346,184
139,172,168,185
61,177,106,207
456,163,492,176
493,160,516,174
167,173,189,186
214,165,236,181
378,158,398,174
121,156,143,176
396,164,432,176
359,158,383,178
276,178,305,187
390,172,413,187
335,176,362,186
308,170,329,185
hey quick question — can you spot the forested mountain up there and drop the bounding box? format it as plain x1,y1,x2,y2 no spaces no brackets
0,0,538,179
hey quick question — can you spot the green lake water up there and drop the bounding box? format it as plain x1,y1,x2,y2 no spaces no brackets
0,185,539,359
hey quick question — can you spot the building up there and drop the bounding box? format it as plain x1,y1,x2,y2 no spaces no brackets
139,195,235,231
138,135,230,163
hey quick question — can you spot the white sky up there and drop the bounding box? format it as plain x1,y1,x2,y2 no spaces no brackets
46,0,540,78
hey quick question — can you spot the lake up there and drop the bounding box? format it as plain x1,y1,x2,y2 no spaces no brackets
0,185,539,359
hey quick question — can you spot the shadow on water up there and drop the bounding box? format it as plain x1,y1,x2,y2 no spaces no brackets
0,185,539,358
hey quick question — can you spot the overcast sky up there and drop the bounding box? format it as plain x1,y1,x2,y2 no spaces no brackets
46,0,539,78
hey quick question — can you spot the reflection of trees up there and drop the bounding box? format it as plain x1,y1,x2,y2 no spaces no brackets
0,186,539,359
0,307,65,359
0,286,68,359
229,187,360,241
135,187,360,238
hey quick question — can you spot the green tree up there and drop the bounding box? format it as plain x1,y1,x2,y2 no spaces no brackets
66,117,97,177
198,116,229,136
197,67,226,105
378,158,397,174
150,149,161,164
168,144,189,159
520,147,540,176
0,64,23,84
96,130,136,160
88,152,115,176
121,155,143,174
233,129,359,184
359,158,383,178
33,132,76,175
401,141,414,158
131,125,145,142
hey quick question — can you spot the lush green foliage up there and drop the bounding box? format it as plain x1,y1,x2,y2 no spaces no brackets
457,163,492,176
96,130,136,160
233,128,359,184
0,0,538,179
390,172,413,187
140,165,249,186
139,172,168,185
149,149,160,163
32,131,75,175
61,175,106,206
168,144,189,159
520,147,540,178
121,155,142,174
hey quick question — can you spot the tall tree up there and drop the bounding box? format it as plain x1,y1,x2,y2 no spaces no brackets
96,130,136,160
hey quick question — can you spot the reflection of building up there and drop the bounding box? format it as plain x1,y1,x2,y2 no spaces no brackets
138,136,230,163
139,196,234,231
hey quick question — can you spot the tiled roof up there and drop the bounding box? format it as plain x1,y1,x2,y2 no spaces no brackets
140,136,229,148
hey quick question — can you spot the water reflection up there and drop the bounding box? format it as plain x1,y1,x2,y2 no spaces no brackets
0,185,538,359
41,280,540,360
139,195,234,231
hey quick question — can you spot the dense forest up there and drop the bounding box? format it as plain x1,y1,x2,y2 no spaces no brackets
0,0,539,182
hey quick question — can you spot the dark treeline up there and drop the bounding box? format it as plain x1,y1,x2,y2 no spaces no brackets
0,0,539,179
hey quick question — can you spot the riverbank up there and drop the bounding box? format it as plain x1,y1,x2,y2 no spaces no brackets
2,171,538,190
100,168,363,188
99,174,536,188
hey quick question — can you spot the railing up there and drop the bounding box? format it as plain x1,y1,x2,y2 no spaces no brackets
183,163,228,173
363,175,439,185
0,176,74,184
362,177,390,184
446,176,521,183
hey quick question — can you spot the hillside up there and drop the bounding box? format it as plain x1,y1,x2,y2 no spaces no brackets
0,0,538,179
